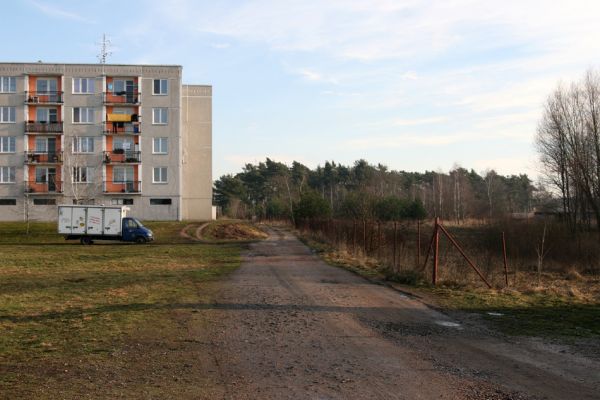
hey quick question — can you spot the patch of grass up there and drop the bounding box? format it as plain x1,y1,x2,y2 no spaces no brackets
0,221,241,361
415,286,600,338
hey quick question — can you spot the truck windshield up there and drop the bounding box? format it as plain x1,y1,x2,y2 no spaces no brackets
133,218,144,228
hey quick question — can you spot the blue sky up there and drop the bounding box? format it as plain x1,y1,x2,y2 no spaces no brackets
4,1,600,180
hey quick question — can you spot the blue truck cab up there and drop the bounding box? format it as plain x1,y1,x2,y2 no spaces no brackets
121,217,154,243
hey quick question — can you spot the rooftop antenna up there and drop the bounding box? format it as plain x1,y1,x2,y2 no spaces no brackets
97,33,112,64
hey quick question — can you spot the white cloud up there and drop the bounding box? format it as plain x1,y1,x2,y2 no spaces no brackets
471,157,537,177
392,116,447,127
346,132,480,148
29,0,93,23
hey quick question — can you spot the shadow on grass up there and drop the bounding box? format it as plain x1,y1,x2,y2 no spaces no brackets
0,302,433,323
467,303,600,337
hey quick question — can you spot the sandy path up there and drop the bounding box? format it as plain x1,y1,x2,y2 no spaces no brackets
191,227,600,399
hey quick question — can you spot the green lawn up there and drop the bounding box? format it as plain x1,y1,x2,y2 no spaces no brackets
0,221,241,361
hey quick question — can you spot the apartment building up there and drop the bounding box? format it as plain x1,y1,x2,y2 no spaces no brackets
0,62,212,221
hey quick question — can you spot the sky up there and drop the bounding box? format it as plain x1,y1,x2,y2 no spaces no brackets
4,0,600,180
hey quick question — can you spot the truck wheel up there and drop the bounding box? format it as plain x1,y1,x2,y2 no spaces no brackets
135,236,147,244
80,237,93,245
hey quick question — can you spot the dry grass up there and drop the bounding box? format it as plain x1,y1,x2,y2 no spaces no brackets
0,221,241,362
200,220,268,241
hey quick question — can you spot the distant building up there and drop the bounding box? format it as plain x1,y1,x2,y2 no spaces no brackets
0,62,212,221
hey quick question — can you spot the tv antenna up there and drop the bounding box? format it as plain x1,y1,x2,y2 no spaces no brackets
97,34,112,64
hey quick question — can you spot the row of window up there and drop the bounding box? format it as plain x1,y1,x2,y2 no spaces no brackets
0,166,170,184
0,106,169,124
0,136,168,154
0,198,173,206
0,76,169,95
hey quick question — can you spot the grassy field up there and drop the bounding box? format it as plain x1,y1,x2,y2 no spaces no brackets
0,221,241,366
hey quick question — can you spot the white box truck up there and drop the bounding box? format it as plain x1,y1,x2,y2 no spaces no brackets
58,205,153,244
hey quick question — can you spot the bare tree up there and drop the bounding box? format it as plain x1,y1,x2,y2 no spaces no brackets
536,69,600,235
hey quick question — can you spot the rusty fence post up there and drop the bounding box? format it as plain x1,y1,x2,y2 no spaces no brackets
432,217,439,285
363,219,367,255
353,220,357,254
393,221,397,271
417,219,421,267
377,221,382,261
437,223,492,289
502,231,509,287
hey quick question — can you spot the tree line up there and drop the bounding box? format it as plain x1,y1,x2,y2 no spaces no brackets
214,158,537,223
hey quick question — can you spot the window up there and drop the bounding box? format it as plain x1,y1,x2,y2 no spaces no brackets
36,78,57,93
0,166,16,183
73,78,95,94
153,167,167,183
0,107,16,123
113,166,134,183
72,137,94,153
153,79,168,95
0,77,16,93
35,137,48,152
36,107,58,123
150,198,172,205
35,168,48,183
152,137,168,154
33,198,56,205
111,198,134,205
0,199,16,205
152,108,168,124
73,199,95,205
73,107,94,123
72,167,92,183
0,137,15,153
112,107,133,115
113,136,134,151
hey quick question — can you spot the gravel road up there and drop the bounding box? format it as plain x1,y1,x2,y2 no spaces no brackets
191,227,600,399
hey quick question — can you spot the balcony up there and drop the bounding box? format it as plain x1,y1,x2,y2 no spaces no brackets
103,180,142,194
103,91,140,105
24,151,63,164
103,121,141,135
103,150,141,164
25,91,64,104
25,122,64,134
25,180,63,194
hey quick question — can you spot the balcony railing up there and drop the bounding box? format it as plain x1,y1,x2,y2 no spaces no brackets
25,180,63,194
25,122,64,134
24,151,63,164
103,180,142,194
103,121,141,135
103,91,140,105
25,91,64,104
103,150,141,164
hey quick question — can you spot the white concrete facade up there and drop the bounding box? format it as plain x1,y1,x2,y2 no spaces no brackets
0,62,212,221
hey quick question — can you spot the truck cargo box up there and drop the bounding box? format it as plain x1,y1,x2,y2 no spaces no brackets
58,205,128,236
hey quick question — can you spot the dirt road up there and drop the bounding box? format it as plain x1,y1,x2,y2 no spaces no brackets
191,227,600,399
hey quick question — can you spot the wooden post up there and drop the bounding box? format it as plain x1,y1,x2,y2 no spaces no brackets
432,217,439,285
502,231,509,287
363,219,367,255
377,221,381,260
353,220,357,254
417,219,421,266
393,221,397,271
